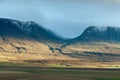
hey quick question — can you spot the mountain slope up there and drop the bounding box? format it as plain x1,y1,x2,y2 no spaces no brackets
0,18,65,53
62,26,120,63
0,18,54,54
0,18,82,68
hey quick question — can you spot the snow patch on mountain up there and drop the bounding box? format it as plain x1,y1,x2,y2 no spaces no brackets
97,26,108,31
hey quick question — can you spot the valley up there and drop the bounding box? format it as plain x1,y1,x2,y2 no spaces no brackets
0,18,120,68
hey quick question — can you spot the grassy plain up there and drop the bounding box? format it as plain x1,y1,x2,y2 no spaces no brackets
0,66,120,80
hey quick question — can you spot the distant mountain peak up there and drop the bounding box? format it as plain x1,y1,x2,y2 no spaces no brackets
74,26,120,42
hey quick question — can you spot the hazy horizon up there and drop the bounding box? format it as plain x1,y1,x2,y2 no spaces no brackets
0,0,120,38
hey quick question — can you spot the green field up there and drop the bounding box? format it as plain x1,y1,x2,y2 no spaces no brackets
0,66,120,80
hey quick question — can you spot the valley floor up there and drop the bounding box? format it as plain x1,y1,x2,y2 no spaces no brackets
0,66,120,80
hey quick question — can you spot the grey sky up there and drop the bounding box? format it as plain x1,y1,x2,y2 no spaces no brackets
0,0,120,38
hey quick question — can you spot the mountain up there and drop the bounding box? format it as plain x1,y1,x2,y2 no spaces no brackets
62,26,120,63
0,18,66,55
0,18,120,68
0,18,80,67
0,18,64,42
74,26,120,42
0,18,57,54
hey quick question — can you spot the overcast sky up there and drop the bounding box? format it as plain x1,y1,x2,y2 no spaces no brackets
0,0,120,38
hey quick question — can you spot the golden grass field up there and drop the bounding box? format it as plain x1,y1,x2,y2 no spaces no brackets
0,37,120,68
0,35,120,80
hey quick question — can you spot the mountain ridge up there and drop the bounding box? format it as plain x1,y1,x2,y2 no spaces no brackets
1,18,120,43
73,26,120,42
0,18,64,42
